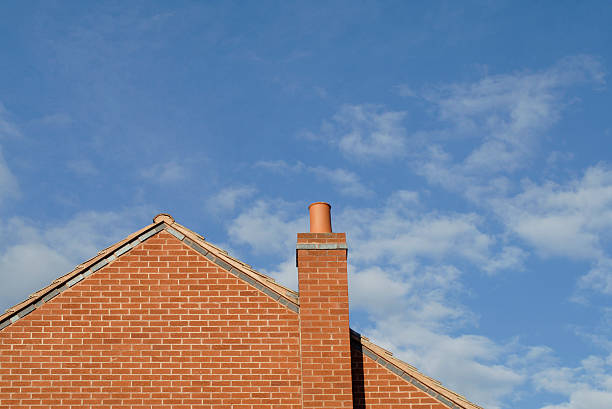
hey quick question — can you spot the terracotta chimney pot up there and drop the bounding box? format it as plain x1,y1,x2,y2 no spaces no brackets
308,202,332,233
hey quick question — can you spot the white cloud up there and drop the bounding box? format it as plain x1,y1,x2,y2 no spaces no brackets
348,266,412,315
0,148,19,204
305,104,408,160
307,166,373,197
0,208,150,312
206,186,257,213
0,105,21,204
417,55,604,199
67,159,99,176
495,164,612,294
394,84,417,97
256,160,372,197
141,161,188,183
337,200,522,274
482,246,527,274
534,354,612,409
0,103,21,139
580,258,612,295
37,113,74,127
227,199,306,255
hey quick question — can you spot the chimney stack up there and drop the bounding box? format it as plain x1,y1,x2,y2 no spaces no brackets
297,202,353,409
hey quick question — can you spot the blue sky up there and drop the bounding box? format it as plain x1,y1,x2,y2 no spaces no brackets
1,1,612,408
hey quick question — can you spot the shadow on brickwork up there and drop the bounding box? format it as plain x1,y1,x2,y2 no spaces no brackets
350,337,366,409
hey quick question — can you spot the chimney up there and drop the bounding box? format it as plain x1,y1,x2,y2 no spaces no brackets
297,202,353,409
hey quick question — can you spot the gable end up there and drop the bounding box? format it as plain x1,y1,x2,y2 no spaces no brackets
0,221,299,331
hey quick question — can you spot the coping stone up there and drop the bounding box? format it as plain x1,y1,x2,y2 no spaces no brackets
401,373,413,382
435,394,455,408
184,238,209,257
115,244,131,257
278,297,299,313
261,286,281,300
67,274,84,287
18,304,35,318
91,259,108,272
387,362,405,376
213,257,232,272
238,273,257,286
138,229,156,242
165,227,185,240
362,347,379,361
42,288,60,302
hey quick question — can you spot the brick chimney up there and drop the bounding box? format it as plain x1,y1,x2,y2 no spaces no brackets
297,202,353,409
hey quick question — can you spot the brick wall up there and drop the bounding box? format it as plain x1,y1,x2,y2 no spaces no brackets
296,232,353,409
0,231,301,409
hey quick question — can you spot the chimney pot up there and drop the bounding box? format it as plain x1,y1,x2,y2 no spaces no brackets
308,202,332,233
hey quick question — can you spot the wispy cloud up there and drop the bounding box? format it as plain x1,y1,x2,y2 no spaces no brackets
206,185,257,213
36,113,74,127
534,354,612,409
0,103,21,139
303,104,408,160
140,161,188,184
417,55,604,200
227,199,306,256
0,105,21,204
256,160,373,197
67,159,99,177
0,148,19,204
494,163,612,295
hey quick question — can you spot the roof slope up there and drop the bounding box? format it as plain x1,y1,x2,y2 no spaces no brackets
0,213,481,409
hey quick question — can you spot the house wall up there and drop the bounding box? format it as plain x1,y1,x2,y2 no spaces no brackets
351,346,451,409
0,231,302,409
